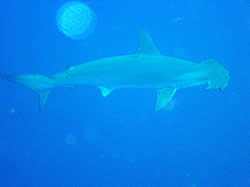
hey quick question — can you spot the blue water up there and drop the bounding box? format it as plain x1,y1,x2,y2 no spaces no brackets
0,0,249,186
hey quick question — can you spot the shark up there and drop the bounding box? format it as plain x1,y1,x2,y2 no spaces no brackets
0,30,230,111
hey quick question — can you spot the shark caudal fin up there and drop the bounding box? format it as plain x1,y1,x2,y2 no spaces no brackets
0,73,55,111
201,60,230,90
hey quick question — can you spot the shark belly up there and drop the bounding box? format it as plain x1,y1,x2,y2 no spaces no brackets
169,71,209,89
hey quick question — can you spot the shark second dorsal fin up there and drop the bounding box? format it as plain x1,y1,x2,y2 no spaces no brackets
136,29,161,55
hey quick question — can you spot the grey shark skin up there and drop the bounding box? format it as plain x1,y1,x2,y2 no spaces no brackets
0,30,230,111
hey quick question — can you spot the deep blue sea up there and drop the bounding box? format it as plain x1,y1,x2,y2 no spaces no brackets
0,0,249,186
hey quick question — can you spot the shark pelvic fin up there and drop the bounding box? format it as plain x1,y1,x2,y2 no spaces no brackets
156,88,176,111
99,87,113,97
39,91,50,111
136,29,161,55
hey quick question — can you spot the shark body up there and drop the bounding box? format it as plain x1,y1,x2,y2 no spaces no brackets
0,30,230,111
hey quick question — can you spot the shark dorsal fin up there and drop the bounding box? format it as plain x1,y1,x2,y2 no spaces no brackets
136,29,160,55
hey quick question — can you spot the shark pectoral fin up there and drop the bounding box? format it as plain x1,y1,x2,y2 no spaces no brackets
99,87,113,97
156,88,176,111
136,29,161,55
39,91,50,111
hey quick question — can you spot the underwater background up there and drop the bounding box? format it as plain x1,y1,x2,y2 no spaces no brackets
0,0,249,186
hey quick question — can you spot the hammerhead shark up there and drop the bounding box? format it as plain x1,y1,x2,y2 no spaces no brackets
0,30,230,111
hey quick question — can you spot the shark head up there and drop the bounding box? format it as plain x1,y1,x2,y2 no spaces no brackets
202,59,230,90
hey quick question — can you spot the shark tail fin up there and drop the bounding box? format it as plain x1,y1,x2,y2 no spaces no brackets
0,73,55,111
